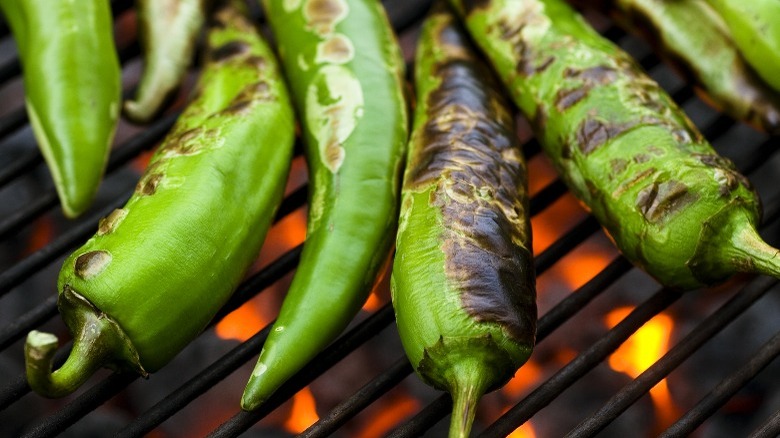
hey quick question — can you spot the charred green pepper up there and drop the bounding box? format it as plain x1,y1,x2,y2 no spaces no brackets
705,0,780,92
449,0,780,290
391,5,535,438
0,0,121,218
24,0,295,398
595,0,780,133
124,0,208,123
241,0,408,410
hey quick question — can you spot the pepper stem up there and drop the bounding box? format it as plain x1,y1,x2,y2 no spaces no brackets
447,357,492,438
25,286,146,398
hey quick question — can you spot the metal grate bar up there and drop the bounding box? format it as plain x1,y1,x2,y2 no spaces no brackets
567,275,780,437
750,408,780,438
478,287,683,438
114,325,275,438
299,357,413,438
0,112,177,242
208,305,398,438
661,330,780,438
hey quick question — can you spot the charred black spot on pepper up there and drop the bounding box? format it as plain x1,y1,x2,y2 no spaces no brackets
210,41,251,62
610,158,628,176
635,180,697,223
408,45,533,343
613,167,656,197
555,87,588,111
74,250,112,280
461,0,493,14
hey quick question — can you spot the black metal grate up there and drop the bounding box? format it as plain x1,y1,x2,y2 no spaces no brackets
0,1,779,437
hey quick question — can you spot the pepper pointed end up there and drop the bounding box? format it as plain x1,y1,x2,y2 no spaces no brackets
123,98,160,124
240,360,274,411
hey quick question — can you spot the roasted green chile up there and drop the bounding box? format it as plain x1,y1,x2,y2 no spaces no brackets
705,0,780,92
24,1,295,398
0,0,120,218
449,0,780,290
392,6,535,438
593,0,780,133
241,0,408,410
124,0,208,123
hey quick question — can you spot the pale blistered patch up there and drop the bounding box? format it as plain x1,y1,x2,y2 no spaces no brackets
303,0,348,35
98,208,128,236
74,250,112,280
315,33,354,64
305,64,364,173
283,0,302,12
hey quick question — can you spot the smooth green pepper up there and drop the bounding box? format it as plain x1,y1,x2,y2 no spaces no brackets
124,0,208,123
704,0,780,92
24,0,295,398
595,0,780,133
0,0,121,218
450,0,780,290
392,5,535,438
241,0,408,411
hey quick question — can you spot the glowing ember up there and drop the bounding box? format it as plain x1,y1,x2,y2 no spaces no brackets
24,216,55,255
606,307,679,429
284,387,320,434
362,290,383,312
556,244,615,291
508,421,537,438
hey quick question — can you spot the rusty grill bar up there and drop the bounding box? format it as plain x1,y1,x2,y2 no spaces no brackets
0,0,779,437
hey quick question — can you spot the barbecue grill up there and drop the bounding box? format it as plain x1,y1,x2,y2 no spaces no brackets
0,0,779,437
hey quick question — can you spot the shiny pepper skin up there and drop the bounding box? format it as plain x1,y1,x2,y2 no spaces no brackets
124,0,208,123
391,5,535,438
241,0,409,410
24,0,295,398
450,0,780,290
595,0,780,133
0,0,121,218
705,0,780,93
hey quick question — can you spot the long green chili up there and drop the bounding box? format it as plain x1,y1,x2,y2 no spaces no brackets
24,0,295,397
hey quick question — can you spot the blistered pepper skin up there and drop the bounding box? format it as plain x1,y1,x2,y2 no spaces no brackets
241,0,409,410
705,0,780,92
124,0,208,123
595,0,780,133
450,0,780,290
24,1,295,398
0,0,120,218
392,5,535,437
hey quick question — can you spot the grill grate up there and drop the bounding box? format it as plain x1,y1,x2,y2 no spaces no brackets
1,1,779,437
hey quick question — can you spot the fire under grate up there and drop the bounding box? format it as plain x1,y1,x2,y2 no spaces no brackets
0,1,779,437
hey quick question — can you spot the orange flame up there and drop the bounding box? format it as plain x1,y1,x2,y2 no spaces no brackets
283,387,320,434
503,360,542,399
606,307,679,431
362,291,383,312
356,395,419,438
214,301,269,342
508,421,537,438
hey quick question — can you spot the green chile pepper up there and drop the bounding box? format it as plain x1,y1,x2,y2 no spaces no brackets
0,0,121,218
241,0,408,410
391,5,535,438
24,0,295,398
594,0,780,133
449,0,780,290
704,0,780,92
124,0,208,123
